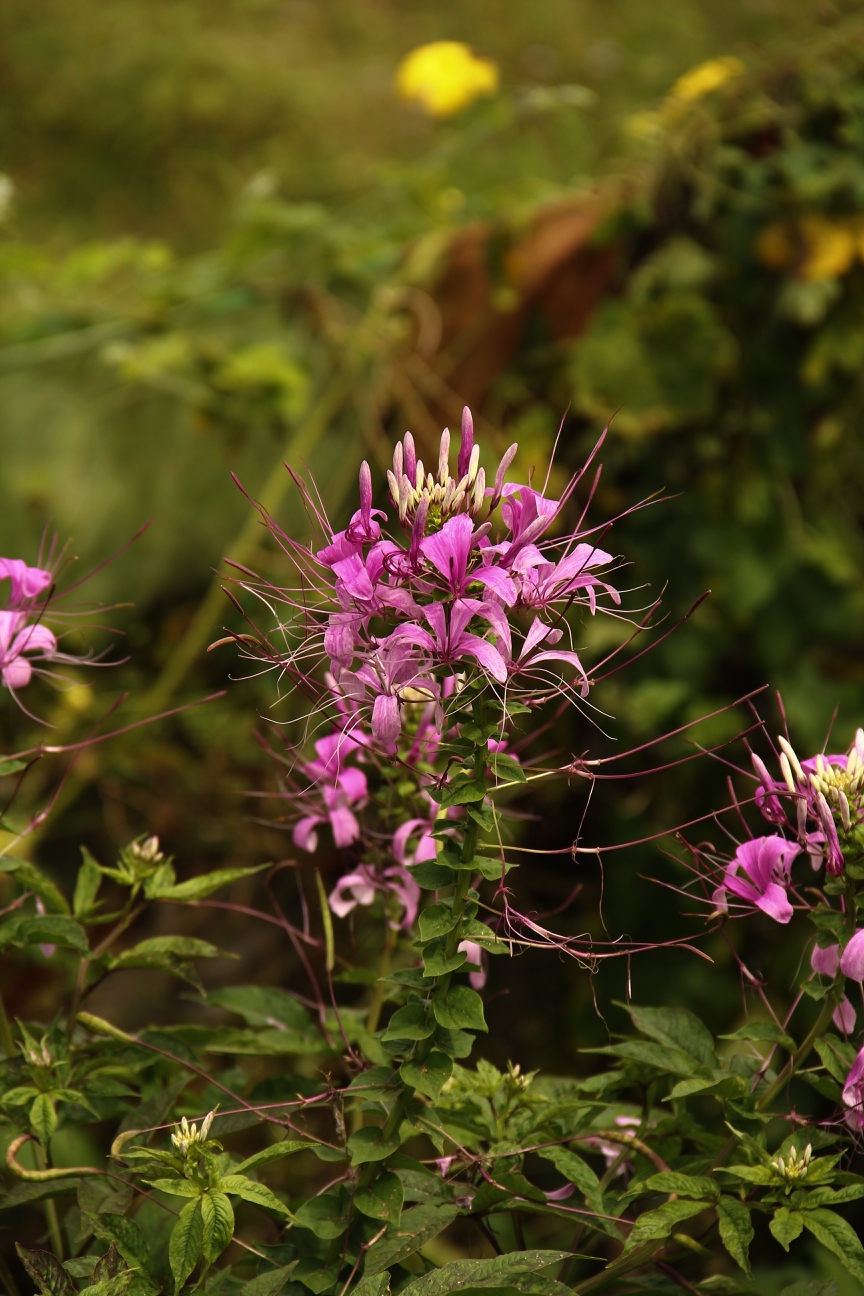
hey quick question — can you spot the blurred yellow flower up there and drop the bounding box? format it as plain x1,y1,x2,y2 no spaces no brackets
756,214,864,280
669,56,744,104
396,41,499,118
800,215,858,280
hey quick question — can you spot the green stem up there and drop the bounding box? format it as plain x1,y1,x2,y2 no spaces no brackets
32,1145,63,1260
0,989,15,1058
366,924,397,1036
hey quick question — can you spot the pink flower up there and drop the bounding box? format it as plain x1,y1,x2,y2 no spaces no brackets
510,543,619,615
328,863,420,930
292,732,368,851
842,1046,864,1131
811,943,840,977
714,836,799,924
457,939,486,990
392,819,437,867
0,559,52,607
420,515,516,604
390,600,508,685
0,613,58,691
840,928,864,981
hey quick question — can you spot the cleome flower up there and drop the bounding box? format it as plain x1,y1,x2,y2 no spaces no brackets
712,835,800,924
171,1109,217,1155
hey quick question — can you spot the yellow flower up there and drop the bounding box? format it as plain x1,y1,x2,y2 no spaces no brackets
396,41,499,119
800,215,857,280
669,56,744,104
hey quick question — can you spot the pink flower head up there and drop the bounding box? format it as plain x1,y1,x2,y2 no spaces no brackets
392,818,437,867
420,514,516,604
0,613,58,691
292,731,368,852
840,928,864,981
0,559,52,608
842,1046,864,1131
500,483,560,552
715,836,799,924
510,543,619,616
328,862,420,929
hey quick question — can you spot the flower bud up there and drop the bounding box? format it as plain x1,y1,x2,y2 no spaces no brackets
840,928,864,981
457,406,474,479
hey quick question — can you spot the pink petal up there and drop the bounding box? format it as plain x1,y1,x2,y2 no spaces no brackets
2,656,32,689
292,816,322,853
811,943,840,977
754,881,794,924
372,693,401,745
834,997,856,1034
840,928,864,981
329,806,360,848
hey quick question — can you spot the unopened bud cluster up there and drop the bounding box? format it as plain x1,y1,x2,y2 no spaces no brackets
171,1109,216,1155
770,1143,812,1188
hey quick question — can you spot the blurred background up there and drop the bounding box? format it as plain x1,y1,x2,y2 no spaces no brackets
3,0,864,1109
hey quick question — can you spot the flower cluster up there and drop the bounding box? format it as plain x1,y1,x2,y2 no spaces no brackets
252,410,620,929
274,408,619,750
0,557,56,692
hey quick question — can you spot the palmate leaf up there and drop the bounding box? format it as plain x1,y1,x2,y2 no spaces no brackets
398,1251,570,1296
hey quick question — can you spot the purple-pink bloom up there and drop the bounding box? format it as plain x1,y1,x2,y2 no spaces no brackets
0,613,58,691
292,732,368,852
0,559,52,607
392,818,437,867
420,514,516,604
499,484,560,554
716,836,799,924
811,943,840,977
391,599,508,685
842,1046,864,1131
510,542,619,615
840,928,864,981
328,862,420,929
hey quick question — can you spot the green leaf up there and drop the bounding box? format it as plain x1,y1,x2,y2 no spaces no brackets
347,1126,401,1166
667,1072,747,1100
382,1003,434,1042
238,1264,297,1296
147,864,268,901
0,914,87,952
436,776,487,808
432,986,486,1032
73,851,103,918
111,936,223,967
354,1171,403,1226
418,904,458,941
636,1172,718,1200
0,758,27,775
398,1251,570,1296
587,1039,700,1076
720,1021,795,1050
218,1175,293,1216
0,858,69,915
91,1214,154,1284
421,945,467,977
294,1185,348,1239
169,1199,203,1294
717,1164,773,1185
716,1196,753,1276
626,1004,717,1067
233,1140,311,1172
16,1245,75,1296
802,1207,864,1283
406,861,456,890
201,1189,234,1262
538,1148,605,1216
145,1179,203,1198
350,1278,389,1296
432,1026,474,1059
778,1283,839,1296
30,1092,58,1145
487,752,526,783
621,1199,705,1255
770,1206,804,1251
814,1036,856,1085
292,1259,340,1294
400,1050,452,1101
464,802,496,832
364,1203,458,1275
